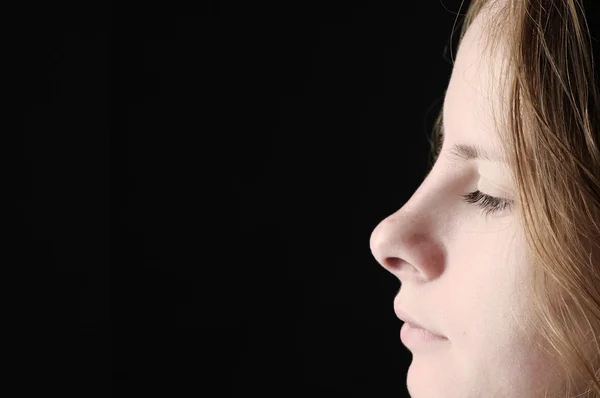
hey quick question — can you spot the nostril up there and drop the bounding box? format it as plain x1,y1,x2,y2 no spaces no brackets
385,257,403,270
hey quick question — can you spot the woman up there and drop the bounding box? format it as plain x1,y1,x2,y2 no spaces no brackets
370,0,600,396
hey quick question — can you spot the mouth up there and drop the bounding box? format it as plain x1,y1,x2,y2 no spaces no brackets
400,321,448,347
394,307,447,339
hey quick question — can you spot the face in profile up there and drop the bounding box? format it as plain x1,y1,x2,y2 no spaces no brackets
369,7,569,398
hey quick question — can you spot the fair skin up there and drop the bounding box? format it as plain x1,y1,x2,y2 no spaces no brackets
369,6,569,398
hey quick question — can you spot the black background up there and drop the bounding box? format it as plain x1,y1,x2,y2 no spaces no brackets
19,0,468,396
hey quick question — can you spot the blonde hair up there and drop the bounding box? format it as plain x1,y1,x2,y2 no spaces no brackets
430,0,600,396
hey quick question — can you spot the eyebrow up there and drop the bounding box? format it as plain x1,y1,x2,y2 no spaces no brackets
439,123,506,163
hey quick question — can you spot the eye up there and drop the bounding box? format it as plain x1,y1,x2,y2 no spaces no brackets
461,190,514,217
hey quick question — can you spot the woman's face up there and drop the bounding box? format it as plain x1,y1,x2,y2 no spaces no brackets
369,8,568,398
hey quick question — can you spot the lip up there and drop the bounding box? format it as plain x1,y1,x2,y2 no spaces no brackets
400,321,448,348
394,307,447,339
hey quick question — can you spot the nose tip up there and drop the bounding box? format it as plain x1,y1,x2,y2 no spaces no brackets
369,210,445,283
369,224,379,258
369,216,399,271
369,219,383,262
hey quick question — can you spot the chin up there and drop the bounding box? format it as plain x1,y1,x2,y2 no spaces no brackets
406,363,444,398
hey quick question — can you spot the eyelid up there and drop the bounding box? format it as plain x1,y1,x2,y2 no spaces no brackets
433,126,514,197
461,190,515,217
479,176,513,198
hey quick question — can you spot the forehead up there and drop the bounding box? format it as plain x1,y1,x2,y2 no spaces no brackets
443,8,509,154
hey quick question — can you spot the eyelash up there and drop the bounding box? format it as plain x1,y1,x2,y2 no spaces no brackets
461,190,513,217
433,134,513,217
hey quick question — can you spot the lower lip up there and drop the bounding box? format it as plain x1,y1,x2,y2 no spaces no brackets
400,322,448,347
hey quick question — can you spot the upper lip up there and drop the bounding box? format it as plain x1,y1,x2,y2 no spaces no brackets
394,307,447,339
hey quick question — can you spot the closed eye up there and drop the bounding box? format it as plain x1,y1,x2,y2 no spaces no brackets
461,190,514,217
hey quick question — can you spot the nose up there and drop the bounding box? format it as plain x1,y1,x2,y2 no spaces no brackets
369,203,446,284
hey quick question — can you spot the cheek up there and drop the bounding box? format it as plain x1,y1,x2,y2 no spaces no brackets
458,222,528,315
406,222,567,396
443,225,558,394
446,223,527,347
448,221,525,315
